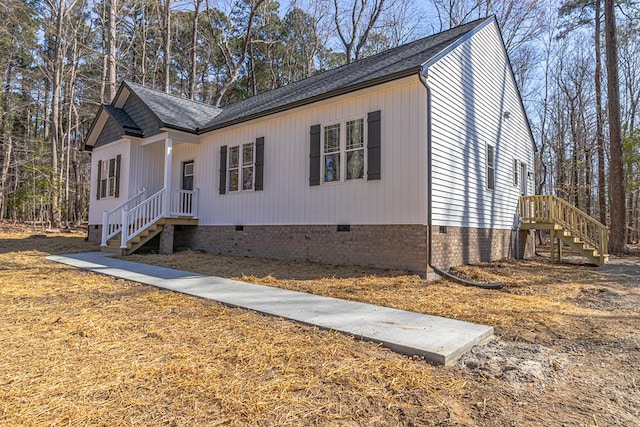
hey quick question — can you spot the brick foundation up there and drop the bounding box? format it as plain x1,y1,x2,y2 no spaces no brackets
430,226,535,269
159,225,175,254
176,224,428,273
88,225,102,244
87,222,535,275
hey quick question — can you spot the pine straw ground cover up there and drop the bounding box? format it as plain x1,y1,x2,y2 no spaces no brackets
0,231,471,426
126,249,637,346
1,228,639,426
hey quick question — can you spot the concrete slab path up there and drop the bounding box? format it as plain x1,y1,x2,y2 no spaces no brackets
47,252,493,366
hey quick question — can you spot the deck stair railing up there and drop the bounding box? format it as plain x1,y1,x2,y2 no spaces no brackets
170,189,199,217
120,188,165,248
101,188,146,246
520,195,609,266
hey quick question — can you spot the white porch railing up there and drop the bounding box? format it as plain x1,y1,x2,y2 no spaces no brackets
121,188,165,248
101,188,146,246
170,189,199,217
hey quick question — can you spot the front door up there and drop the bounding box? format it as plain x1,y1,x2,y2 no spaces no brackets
520,162,527,195
180,160,194,214
182,160,194,191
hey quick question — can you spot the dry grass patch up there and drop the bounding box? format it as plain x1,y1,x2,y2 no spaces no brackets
1,232,474,426
127,251,634,345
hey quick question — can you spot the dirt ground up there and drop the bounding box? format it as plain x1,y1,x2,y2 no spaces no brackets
0,223,638,426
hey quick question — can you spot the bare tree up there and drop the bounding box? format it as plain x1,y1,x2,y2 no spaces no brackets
107,0,117,101
207,0,266,107
430,0,479,31
331,0,388,63
594,0,607,224
161,0,172,93
604,0,627,252
188,0,202,100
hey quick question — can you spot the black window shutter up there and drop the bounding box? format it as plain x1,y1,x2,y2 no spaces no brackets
114,154,121,198
96,160,102,200
367,110,381,180
309,124,321,186
255,137,264,191
219,145,227,194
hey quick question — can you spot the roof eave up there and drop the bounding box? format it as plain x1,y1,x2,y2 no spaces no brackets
83,105,108,151
197,67,422,134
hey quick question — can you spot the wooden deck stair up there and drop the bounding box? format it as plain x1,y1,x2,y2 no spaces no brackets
101,217,197,256
520,195,609,266
102,220,164,256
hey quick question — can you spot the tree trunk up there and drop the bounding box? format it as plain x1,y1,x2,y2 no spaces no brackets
595,0,607,225
107,0,117,101
604,0,627,253
162,0,172,93
188,0,201,100
0,61,14,220
49,0,68,229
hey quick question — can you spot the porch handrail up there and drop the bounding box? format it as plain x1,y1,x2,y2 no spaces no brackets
520,195,609,257
170,188,199,217
121,188,165,248
101,188,146,246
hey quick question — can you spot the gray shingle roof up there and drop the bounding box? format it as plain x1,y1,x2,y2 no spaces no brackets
202,17,492,132
121,17,492,135
102,104,143,137
123,81,223,133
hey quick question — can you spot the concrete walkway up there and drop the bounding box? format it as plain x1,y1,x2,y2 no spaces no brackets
47,252,493,366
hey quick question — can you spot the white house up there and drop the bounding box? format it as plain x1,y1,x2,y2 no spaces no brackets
84,17,536,275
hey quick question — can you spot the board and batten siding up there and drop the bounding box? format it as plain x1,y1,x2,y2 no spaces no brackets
189,76,427,226
428,21,534,230
87,139,131,224
129,140,165,197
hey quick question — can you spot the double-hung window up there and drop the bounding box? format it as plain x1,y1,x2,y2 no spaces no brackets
97,155,120,199
322,118,365,183
323,124,341,182
228,142,255,192
486,144,495,190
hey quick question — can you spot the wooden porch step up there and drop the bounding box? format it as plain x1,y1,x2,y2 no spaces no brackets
101,217,198,256
520,221,562,231
102,223,165,256
157,217,199,226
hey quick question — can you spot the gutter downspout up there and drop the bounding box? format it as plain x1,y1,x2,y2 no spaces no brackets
418,67,503,290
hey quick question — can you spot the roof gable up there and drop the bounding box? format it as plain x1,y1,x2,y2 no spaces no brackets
122,82,223,133
85,104,144,149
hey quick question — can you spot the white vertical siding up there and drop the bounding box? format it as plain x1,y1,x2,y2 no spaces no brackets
428,21,534,230
171,142,200,190
87,139,131,224
129,140,164,196
193,77,427,226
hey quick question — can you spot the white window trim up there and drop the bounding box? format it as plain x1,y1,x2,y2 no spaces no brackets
227,142,256,193
321,116,367,185
486,144,495,191
99,156,118,199
513,158,519,187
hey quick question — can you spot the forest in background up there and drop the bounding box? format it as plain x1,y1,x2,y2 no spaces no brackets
0,0,638,252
